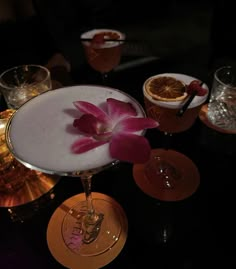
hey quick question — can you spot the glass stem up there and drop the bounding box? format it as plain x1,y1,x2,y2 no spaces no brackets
163,132,173,150
157,132,180,189
81,174,104,244
101,72,109,85
81,174,94,216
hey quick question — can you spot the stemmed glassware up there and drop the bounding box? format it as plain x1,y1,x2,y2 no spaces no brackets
132,73,208,245
6,84,158,266
133,73,209,202
81,28,125,85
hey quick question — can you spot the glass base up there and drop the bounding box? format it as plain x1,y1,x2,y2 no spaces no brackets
47,192,128,269
62,197,122,256
133,149,200,201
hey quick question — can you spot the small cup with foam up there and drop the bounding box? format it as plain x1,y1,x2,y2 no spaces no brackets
80,28,125,74
143,73,209,133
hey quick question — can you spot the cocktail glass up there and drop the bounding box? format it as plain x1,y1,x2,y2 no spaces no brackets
5,84,157,263
81,28,125,84
134,73,209,201
133,73,208,244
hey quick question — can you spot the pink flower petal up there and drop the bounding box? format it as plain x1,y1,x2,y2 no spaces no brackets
107,98,137,121
71,137,107,153
110,133,151,163
95,132,112,141
71,98,160,163
73,114,101,135
73,101,110,122
115,117,159,133
73,114,112,136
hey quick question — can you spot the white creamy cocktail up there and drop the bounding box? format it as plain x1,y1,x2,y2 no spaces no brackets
7,85,145,174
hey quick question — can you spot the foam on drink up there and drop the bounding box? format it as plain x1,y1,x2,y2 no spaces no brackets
143,73,209,133
81,28,125,48
7,85,145,174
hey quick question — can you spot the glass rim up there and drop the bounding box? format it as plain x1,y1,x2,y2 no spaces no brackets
80,28,126,48
214,65,236,88
80,28,126,38
143,73,209,109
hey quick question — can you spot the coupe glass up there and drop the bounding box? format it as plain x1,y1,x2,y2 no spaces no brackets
81,28,125,84
6,85,146,259
134,73,209,202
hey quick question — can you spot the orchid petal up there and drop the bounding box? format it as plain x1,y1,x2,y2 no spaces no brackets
110,133,151,163
73,114,100,134
73,101,110,122
71,98,160,164
107,98,137,122
115,117,159,133
95,132,112,141
71,137,107,153
73,114,111,135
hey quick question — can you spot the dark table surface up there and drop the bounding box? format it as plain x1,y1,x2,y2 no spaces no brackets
1,57,236,269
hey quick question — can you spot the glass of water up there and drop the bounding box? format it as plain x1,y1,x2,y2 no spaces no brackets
207,66,236,131
0,64,52,109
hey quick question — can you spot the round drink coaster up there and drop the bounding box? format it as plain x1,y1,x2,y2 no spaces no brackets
199,104,236,134
133,149,200,201
47,192,128,269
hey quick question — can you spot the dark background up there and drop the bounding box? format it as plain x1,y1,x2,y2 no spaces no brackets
1,1,236,269
0,0,214,74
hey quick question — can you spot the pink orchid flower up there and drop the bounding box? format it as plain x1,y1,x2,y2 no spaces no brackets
71,98,159,163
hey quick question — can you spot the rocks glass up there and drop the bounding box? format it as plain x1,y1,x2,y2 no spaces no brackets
207,66,236,131
0,64,52,109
